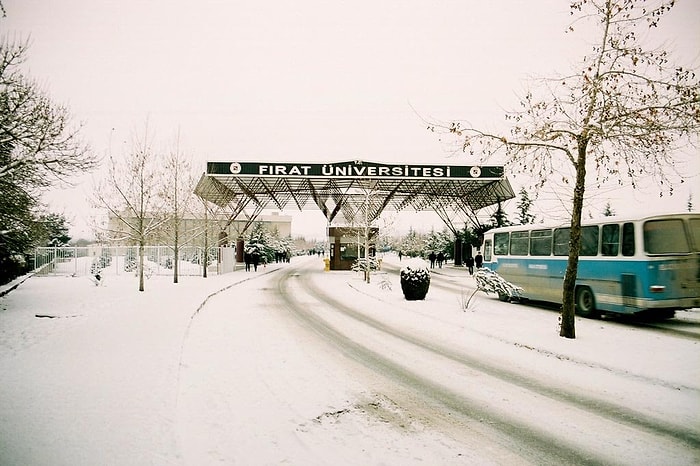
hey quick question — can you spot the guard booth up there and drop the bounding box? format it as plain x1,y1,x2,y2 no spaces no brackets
328,226,378,270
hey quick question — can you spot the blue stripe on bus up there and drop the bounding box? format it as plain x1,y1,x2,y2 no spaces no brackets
486,256,699,314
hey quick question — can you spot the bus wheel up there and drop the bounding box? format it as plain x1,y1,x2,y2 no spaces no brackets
575,286,598,318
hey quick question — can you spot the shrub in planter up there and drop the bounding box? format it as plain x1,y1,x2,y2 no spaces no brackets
400,259,431,300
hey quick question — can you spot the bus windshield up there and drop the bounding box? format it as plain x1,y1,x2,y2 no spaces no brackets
644,219,691,254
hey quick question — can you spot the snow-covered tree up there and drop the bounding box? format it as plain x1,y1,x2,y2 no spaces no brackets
515,187,536,225
398,227,424,258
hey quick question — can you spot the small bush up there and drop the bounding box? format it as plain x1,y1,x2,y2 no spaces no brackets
352,257,379,273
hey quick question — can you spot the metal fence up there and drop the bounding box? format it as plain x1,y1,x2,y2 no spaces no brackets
33,246,237,277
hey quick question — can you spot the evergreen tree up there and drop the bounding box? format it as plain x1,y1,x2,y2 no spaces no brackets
490,201,511,228
399,227,424,258
515,187,535,225
603,202,615,217
423,227,453,258
0,38,94,283
40,213,71,246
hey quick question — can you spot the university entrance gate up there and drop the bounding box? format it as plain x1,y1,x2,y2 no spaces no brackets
194,160,515,268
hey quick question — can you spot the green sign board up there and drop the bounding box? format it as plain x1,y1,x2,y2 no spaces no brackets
207,161,503,179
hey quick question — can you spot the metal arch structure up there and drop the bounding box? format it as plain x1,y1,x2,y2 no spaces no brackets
194,160,515,231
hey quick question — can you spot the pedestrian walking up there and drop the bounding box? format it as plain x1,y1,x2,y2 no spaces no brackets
244,252,252,272
252,251,260,271
466,256,474,275
475,251,483,269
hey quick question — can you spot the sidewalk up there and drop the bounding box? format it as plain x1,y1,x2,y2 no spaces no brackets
379,253,476,279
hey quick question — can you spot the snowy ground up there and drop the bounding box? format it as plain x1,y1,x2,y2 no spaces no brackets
0,254,698,465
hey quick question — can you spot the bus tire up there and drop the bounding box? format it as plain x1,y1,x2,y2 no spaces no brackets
575,286,598,318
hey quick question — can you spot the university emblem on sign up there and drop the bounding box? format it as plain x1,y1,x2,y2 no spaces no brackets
470,166,481,177
229,162,242,174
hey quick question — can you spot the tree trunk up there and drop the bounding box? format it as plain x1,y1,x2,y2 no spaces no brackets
173,214,180,284
138,241,145,292
364,217,371,283
203,203,208,278
173,239,179,284
560,140,588,338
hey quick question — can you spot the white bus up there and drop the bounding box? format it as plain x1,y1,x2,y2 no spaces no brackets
481,212,700,317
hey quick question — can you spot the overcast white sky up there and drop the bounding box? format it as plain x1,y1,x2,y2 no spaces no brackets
1,0,699,239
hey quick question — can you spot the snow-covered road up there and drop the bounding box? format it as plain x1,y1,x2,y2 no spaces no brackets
1,254,698,465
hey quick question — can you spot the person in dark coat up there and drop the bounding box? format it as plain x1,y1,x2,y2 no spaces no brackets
244,252,252,272
466,256,475,275
252,251,260,271
436,252,445,268
475,251,483,269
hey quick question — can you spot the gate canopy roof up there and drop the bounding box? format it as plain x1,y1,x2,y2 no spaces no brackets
194,160,515,225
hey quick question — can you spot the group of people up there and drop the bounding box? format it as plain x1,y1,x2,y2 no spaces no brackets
427,251,446,269
397,249,484,275
243,248,295,272
243,249,262,271
425,250,484,275
274,250,291,263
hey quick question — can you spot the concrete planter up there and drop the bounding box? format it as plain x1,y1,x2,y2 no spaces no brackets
400,262,431,301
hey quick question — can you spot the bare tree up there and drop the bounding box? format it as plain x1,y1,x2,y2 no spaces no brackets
432,0,700,338
0,37,95,189
159,132,196,283
93,126,168,291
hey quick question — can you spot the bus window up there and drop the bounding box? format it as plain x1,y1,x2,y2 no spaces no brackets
581,226,599,255
494,232,509,255
690,218,700,252
553,228,569,256
622,222,635,256
554,226,598,256
530,229,552,256
601,224,619,256
510,231,529,255
483,239,492,261
644,219,690,254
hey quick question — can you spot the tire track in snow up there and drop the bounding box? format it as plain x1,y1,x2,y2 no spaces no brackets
277,261,700,465
371,265,700,392
275,266,611,466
